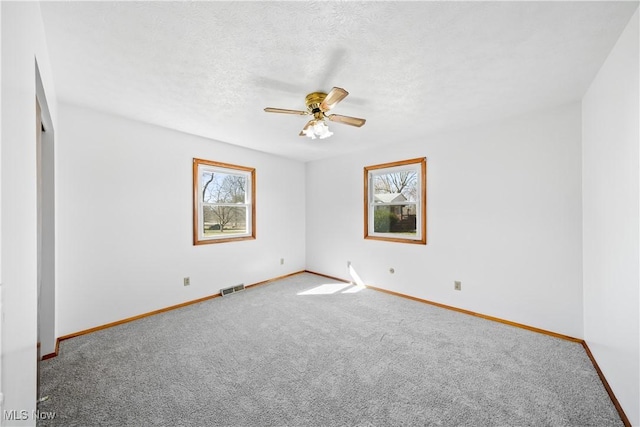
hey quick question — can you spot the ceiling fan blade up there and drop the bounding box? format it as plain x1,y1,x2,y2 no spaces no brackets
264,107,308,115
327,114,366,127
299,120,315,136
320,87,349,111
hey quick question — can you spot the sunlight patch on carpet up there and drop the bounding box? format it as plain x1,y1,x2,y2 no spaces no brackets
341,285,365,294
297,283,351,295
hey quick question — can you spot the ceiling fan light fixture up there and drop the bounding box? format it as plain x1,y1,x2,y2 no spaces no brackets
304,120,333,140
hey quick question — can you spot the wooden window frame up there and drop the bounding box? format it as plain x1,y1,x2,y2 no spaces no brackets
364,157,427,245
193,158,256,245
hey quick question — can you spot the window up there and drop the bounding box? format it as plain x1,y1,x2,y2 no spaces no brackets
364,157,426,244
193,158,255,245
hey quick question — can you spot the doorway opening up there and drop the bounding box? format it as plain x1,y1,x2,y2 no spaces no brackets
36,61,55,402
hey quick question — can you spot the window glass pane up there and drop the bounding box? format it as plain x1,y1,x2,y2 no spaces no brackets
364,158,425,244
201,171,247,204
373,204,417,235
372,169,418,203
203,206,248,236
194,158,255,245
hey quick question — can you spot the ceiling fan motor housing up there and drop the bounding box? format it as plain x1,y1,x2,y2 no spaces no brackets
305,92,327,117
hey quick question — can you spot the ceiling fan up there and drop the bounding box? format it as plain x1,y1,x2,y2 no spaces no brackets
264,87,366,140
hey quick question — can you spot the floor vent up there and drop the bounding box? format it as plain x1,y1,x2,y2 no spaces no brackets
220,283,245,296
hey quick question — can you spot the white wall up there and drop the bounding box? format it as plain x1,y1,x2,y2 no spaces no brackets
1,2,58,425
0,1,3,418
307,103,584,338
56,104,306,336
582,9,639,426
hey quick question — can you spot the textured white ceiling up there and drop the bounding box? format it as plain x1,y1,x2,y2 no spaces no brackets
40,1,638,162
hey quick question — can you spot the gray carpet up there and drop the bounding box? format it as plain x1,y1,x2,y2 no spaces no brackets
37,273,622,426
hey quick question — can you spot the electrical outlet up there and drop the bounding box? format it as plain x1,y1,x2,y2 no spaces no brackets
183,277,190,286
280,258,284,265
454,281,461,291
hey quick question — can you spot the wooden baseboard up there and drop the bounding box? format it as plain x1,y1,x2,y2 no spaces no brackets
42,340,59,360
304,269,630,426
42,270,306,359
42,269,631,426
305,270,581,342
373,285,583,342
581,342,631,427
305,270,350,284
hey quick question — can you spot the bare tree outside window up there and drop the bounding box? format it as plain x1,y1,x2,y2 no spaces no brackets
373,170,418,201
202,172,247,234
193,159,255,245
